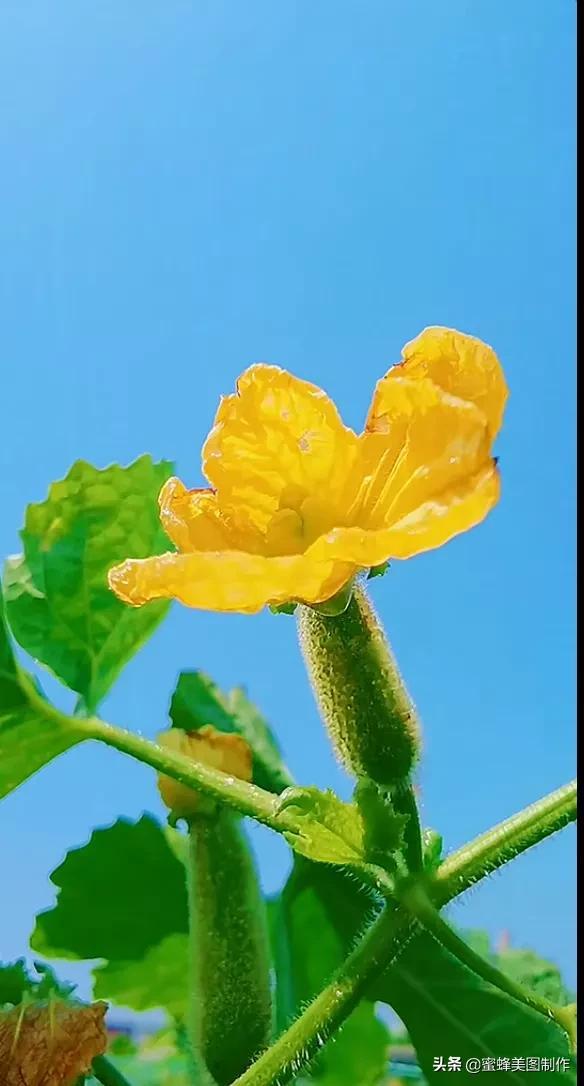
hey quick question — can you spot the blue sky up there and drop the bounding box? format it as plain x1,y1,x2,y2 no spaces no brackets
0,0,575,1000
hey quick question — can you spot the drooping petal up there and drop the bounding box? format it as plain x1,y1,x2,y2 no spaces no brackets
158,477,260,553
108,549,356,614
368,326,508,439
307,459,500,566
202,364,359,533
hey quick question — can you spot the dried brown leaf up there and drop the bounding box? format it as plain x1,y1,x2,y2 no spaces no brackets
0,999,107,1086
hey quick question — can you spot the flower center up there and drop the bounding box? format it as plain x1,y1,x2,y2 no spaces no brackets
263,491,339,556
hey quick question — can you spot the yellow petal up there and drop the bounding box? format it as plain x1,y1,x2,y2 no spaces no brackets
158,477,258,552
108,549,355,614
368,326,508,439
202,364,358,533
310,374,500,566
359,375,492,518
308,460,500,565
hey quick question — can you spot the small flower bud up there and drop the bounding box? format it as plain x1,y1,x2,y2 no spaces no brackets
157,725,252,819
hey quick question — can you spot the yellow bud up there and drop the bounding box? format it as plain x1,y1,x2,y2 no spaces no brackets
157,725,253,818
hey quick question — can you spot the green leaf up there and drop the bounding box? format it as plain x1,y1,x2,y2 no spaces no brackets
0,960,32,1006
422,828,444,873
0,959,75,1006
0,584,82,799
276,787,366,865
381,933,575,1083
268,602,298,615
495,947,574,1005
108,1047,191,1086
93,933,188,1019
277,863,574,1084
366,561,390,580
4,456,174,712
31,815,188,961
460,929,575,1006
169,670,293,793
30,960,77,1000
170,671,237,733
459,927,493,960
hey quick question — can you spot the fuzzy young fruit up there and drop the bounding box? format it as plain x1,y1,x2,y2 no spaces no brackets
298,583,421,786
156,725,272,1084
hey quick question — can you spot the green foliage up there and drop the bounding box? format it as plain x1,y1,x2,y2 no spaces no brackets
275,861,575,1084
366,561,390,580
382,932,574,1083
422,828,444,873
31,815,188,962
93,934,188,1018
268,602,298,615
26,807,577,1084
0,959,75,1007
3,456,173,712
0,452,575,1086
105,1047,192,1086
497,948,573,1005
169,669,293,793
0,584,82,798
461,929,575,1007
277,786,368,865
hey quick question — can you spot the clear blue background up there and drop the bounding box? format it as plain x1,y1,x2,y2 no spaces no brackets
0,0,576,1003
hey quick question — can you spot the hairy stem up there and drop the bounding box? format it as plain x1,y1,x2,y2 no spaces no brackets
231,906,412,1086
434,778,577,907
82,717,298,834
401,882,572,1035
231,780,577,1085
392,780,424,873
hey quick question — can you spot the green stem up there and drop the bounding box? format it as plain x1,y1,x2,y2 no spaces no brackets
231,906,412,1086
392,780,423,873
20,677,297,835
81,717,298,835
91,1055,134,1086
231,780,577,1086
401,882,570,1033
434,778,577,907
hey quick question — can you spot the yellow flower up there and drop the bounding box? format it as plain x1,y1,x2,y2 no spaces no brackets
109,327,508,615
157,725,253,818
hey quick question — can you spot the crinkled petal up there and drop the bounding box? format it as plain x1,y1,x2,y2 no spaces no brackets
202,364,359,532
158,477,260,552
307,460,500,565
108,549,356,614
368,326,508,439
355,376,494,532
